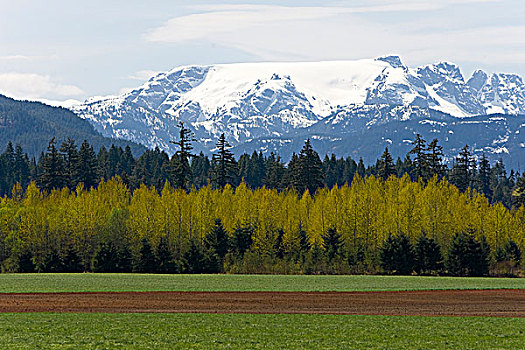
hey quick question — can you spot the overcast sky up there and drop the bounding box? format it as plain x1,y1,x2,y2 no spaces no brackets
1,0,524,103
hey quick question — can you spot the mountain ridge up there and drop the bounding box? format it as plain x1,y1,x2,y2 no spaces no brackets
0,94,146,157
71,56,525,166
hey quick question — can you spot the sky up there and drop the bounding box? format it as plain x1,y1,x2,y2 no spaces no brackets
0,0,524,103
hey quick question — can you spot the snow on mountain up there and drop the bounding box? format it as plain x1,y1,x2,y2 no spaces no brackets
72,56,525,164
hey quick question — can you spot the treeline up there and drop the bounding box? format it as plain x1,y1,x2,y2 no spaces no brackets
0,176,523,276
1,126,524,209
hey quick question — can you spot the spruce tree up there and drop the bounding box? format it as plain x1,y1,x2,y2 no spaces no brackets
77,140,99,189
263,153,285,190
135,238,158,273
60,138,79,190
157,236,177,273
513,173,525,207
204,219,229,260
293,139,324,194
16,249,35,273
184,239,205,273
298,226,310,254
62,245,83,272
93,242,119,272
380,234,414,275
40,247,64,272
230,224,253,258
116,244,133,273
446,232,490,276
413,234,443,274
477,153,492,200
450,145,475,192
168,121,196,190
426,139,445,179
378,147,395,180
14,144,31,188
408,134,428,181
356,158,366,178
190,152,211,188
212,134,237,189
322,227,343,261
38,138,67,192
274,228,285,259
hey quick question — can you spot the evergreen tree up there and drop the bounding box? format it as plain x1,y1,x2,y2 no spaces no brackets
356,158,366,178
263,153,285,190
13,144,31,189
16,249,35,273
413,234,443,274
60,138,79,190
298,226,310,254
204,219,229,260
426,139,445,179
93,242,119,272
190,152,211,188
156,236,177,273
62,245,83,272
380,234,414,275
97,146,110,180
212,134,237,188
230,224,253,258
135,238,158,273
184,239,206,273
323,154,339,188
477,153,492,200
168,121,196,190
446,232,490,276
378,147,395,180
408,134,428,181
77,140,99,189
450,145,475,192
293,139,324,194
496,239,522,265
116,244,133,273
274,228,285,259
322,227,344,261
38,138,67,192
40,247,64,272
512,173,525,207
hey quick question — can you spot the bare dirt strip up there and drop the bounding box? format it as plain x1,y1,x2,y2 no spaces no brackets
0,289,524,317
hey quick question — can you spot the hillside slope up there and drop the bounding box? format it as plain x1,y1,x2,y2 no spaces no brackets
0,95,145,157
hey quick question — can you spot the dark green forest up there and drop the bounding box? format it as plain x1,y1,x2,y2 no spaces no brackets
0,94,145,157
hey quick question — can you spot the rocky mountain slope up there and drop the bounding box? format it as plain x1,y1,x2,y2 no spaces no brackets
72,56,525,166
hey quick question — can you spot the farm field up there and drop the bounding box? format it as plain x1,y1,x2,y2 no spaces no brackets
0,273,524,293
1,313,524,349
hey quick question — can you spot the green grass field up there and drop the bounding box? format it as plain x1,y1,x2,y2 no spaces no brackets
0,273,523,293
0,313,523,349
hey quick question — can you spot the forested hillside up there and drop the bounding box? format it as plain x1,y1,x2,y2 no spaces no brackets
0,95,145,157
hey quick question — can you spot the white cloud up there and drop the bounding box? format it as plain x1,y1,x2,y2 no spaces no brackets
0,73,84,100
145,1,501,43
0,55,31,61
143,1,523,73
127,70,161,81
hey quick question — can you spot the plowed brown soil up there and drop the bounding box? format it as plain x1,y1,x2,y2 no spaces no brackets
1,289,523,317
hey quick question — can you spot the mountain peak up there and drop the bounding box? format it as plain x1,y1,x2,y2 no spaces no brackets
375,55,406,69
72,56,525,160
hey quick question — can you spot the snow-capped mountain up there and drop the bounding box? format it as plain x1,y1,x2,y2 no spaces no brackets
72,56,525,166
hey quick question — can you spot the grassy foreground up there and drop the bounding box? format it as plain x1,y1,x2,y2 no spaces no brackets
0,313,524,349
0,273,523,293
